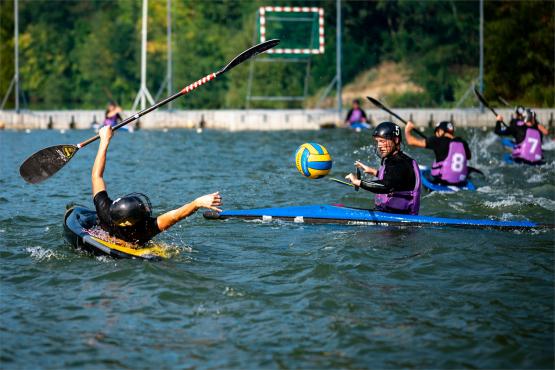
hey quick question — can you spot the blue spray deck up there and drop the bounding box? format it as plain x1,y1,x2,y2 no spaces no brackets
204,204,551,231
419,166,476,192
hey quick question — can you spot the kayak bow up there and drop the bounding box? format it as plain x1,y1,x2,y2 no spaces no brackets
203,204,552,231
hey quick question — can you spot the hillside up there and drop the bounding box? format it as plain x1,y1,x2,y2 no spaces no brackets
308,62,423,109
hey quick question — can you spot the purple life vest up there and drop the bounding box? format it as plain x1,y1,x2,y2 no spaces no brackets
374,159,421,215
349,108,364,124
431,141,468,184
512,127,543,162
103,115,119,127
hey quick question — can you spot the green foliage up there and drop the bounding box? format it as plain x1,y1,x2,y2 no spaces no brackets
484,0,555,107
387,91,433,108
0,0,552,109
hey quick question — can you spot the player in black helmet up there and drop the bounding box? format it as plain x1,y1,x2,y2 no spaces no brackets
91,126,222,245
495,107,549,164
405,120,472,185
344,121,422,215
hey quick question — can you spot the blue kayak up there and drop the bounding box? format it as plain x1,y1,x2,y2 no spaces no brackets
349,122,371,131
503,153,514,164
501,138,515,149
92,123,133,132
204,204,551,231
419,166,476,192
502,153,545,166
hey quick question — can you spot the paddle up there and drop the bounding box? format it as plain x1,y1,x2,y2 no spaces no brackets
330,168,361,191
19,39,280,184
468,167,485,177
472,87,509,130
366,96,427,140
497,96,510,107
329,177,354,187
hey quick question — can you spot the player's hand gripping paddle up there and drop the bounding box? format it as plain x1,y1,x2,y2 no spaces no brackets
330,167,362,191
19,39,280,184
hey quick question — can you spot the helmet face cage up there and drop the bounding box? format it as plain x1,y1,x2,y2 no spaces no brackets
515,106,525,116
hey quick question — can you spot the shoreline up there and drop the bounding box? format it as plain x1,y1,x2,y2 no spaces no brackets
1,108,554,131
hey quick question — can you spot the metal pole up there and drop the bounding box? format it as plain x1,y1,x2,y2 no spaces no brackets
132,0,154,113
167,0,172,110
336,0,342,120
140,0,148,110
14,0,19,113
479,0,484,113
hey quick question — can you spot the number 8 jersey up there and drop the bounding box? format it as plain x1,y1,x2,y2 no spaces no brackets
426,136,472,185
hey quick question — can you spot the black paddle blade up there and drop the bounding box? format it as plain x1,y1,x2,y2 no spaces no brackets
218,39,280,75
19,144,79,184
473,87,497,116
497,96,510,107
366,96,384,110
366,96,408,125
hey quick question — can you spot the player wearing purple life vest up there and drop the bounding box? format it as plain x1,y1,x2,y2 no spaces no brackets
405,120,472,186
344,122,421,215
344,99,369,128
495,108,549,164
103,101,123,127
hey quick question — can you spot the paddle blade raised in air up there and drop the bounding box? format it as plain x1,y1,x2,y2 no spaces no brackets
218,39,280,75
19,144,79,184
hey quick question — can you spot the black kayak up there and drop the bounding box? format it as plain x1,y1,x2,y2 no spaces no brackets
63,206,169,260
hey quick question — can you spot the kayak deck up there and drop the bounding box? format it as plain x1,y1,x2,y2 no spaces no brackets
64,206,169,260
204,204,551,231
419,166,476,192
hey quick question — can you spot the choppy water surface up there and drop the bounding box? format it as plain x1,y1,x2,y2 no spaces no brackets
1,128,554,369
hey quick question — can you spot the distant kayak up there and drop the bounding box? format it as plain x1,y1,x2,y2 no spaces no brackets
349,122,371,131
91,123,134,133
419,165,476,192
64,206,168,260
501,138,515,149
204,204,551,231
502,153,545,166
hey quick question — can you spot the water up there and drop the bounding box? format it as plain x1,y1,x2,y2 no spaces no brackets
1,128,554,369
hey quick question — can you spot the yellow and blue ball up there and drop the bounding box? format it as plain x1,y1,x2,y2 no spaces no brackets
295,143,333,179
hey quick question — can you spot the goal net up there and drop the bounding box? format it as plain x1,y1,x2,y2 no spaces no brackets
259,6,324,55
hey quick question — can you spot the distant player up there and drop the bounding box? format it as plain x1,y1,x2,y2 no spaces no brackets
495,108,548,164
344,99,370,129
405,120,472,185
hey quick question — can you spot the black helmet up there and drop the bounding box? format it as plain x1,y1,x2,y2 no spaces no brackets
435,121,454,134
109,193,152,227
515,105,525,116
373,121,402,141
